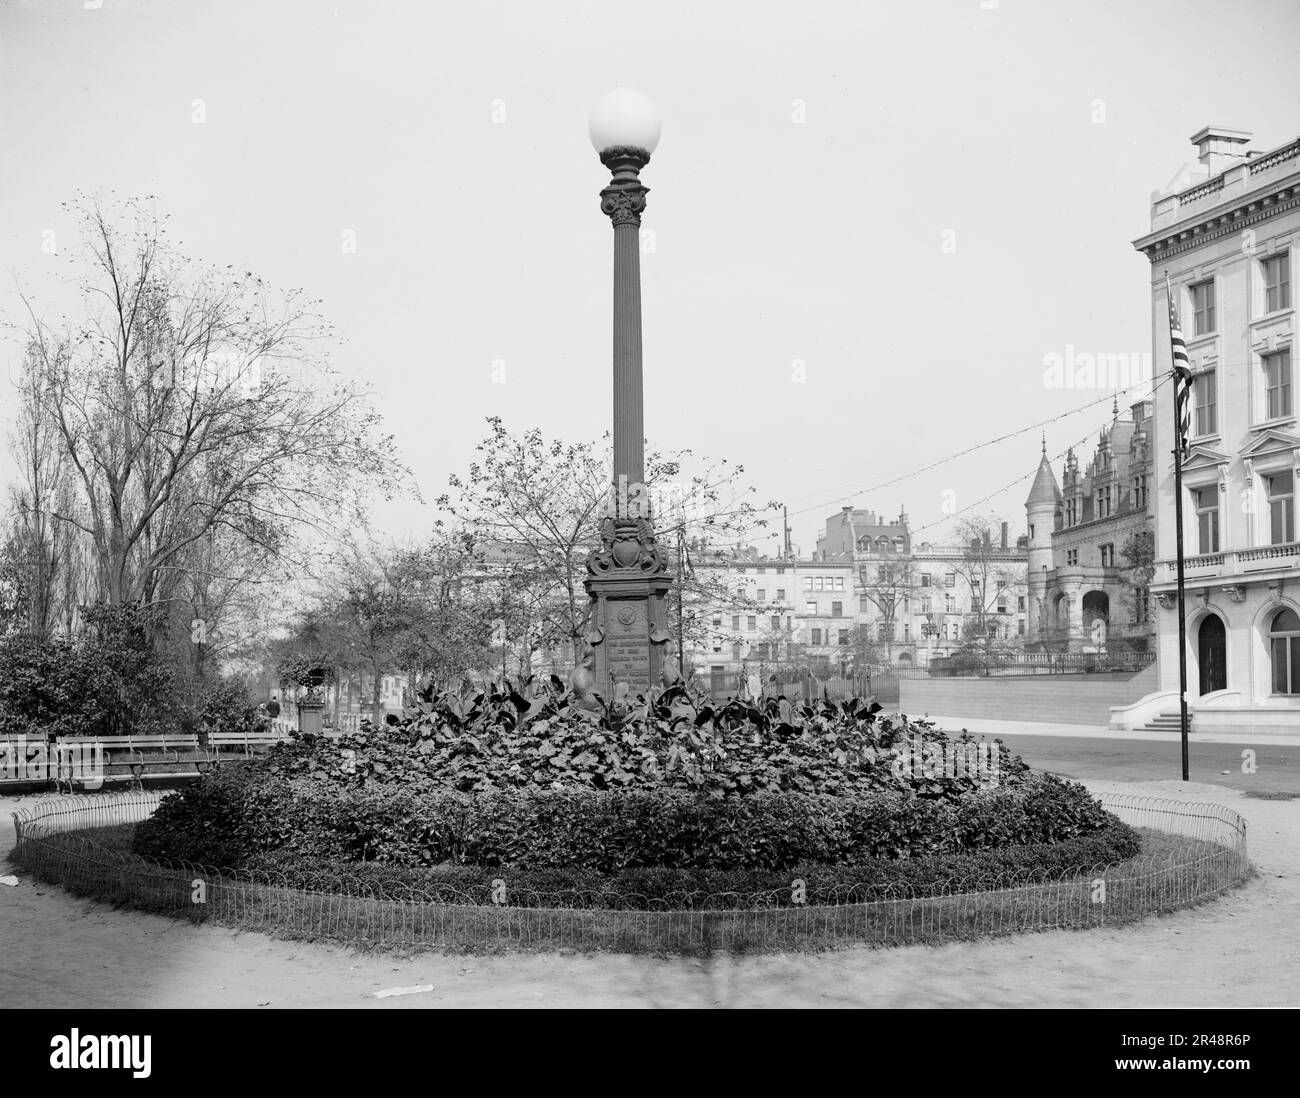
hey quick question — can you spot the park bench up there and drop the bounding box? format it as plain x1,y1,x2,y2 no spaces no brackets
51,732,210,791
0,734,50,787
206,726,293,764
2,727,295,789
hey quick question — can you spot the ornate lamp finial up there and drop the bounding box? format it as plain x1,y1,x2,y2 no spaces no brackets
599,158,650,227
591,90,659,229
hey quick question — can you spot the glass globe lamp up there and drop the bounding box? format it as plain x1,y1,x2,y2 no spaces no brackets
589,89,661,157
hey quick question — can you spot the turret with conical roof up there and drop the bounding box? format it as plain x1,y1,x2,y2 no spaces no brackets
1025,442,1061,644
1026,442,1062,511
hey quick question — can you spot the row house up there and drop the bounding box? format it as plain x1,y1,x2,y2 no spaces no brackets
688,555,857,683
687,509,1030,679
816,507,1028,666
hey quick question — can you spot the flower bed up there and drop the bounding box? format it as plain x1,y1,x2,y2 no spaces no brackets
10,792,1251,954
133,768,1132,873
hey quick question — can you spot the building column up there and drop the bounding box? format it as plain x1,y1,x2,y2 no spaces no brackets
1066,586,1086,650
1027,575,1046,643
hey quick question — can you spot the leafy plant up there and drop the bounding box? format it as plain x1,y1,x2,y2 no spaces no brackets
276,654,335,688
234,676,1029,802
179,677,263,741
0,603,175,738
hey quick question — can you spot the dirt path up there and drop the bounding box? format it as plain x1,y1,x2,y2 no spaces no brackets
1,779,1296,1008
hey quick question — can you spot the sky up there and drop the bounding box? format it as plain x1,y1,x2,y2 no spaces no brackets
2,0,1299,558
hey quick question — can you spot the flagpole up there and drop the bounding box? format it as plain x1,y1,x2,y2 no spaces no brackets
1166,272,1191,782
1171,365,1191,782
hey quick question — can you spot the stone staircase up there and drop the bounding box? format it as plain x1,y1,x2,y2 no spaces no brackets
1141,709,1194,733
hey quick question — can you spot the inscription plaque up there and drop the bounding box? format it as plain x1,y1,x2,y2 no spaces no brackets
606,601,651,687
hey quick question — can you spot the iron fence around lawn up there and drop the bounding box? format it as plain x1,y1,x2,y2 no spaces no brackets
8,791,1249,955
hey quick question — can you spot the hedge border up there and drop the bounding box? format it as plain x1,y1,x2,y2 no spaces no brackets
129,769,1129,872
9,791,1251,954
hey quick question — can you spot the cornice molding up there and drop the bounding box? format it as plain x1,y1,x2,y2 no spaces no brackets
1134,182,1300,263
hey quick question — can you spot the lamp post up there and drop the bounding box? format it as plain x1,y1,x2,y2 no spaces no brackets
581,90,675,695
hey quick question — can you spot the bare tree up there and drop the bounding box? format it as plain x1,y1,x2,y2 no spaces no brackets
161,527,287,681
856,556,910,664
5,343,76,637
951,514,1025,673
17,196,406,611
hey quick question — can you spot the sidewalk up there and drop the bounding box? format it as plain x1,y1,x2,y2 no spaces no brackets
915,713,1300,747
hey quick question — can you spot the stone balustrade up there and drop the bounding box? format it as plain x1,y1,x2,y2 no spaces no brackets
1159,542,1300,582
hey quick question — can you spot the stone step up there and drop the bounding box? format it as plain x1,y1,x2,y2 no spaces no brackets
1142,711,1193,732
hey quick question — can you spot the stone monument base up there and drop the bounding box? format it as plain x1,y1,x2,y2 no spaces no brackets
583,572,673,696
297,701,324,735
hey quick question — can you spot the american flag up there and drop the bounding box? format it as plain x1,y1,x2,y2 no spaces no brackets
1167,277,1194,459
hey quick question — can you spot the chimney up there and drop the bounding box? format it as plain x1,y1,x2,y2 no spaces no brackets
1190,125,1252,176
1000,522,1008,549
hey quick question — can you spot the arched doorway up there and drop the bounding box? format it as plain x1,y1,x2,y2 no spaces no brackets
1082,591,1110,647
1197,614,1227,695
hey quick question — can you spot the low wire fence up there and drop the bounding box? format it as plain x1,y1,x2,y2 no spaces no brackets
9,791,1250,954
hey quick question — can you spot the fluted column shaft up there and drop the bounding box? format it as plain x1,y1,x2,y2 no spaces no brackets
599,146,651,513
612,218,644,490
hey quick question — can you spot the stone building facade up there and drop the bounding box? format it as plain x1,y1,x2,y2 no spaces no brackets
1025,402,1156,655
816,508,1028,666
1114,126,1300,734
687,555,857,687
686,508,1029,679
